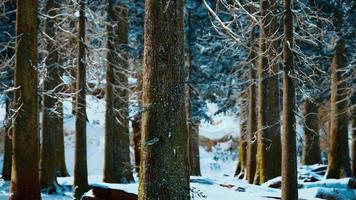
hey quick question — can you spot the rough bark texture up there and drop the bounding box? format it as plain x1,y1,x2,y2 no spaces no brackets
9,0,41,199
103,0,116,183
301,99,321,165
246,1,257,183
186,10,201,176
113,5,134,183
281,0,298,199
40,0,61,193
73,1,89,198
138,0,190,199
255,0,281,184
326,6,351,178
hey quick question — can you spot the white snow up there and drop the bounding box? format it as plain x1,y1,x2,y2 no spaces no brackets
0,99,354,200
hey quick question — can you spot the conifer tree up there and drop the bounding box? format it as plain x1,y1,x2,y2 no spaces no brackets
138,0,190,199
9,0,41,199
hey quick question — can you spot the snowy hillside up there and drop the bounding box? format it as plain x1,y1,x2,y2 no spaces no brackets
0,97,355,200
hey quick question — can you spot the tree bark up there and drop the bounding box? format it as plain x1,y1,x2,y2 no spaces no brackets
186,10,201,176
103,0,116,183
246,1,257,184
113,5,134,183
138,0,190,199
40,0,61,193
301,99,321,165
191,122,201,176
281,0,298,199
56,101,69,177
326,5,352,178
255,0,281,184
73,0,89,198
9,0,41,199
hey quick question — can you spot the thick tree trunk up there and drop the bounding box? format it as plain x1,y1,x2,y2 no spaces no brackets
103,0,116,183
186,10,201,176
281,0,298,199
246,1,257,183
40,0,61,193
255,0,281,184
326,7,351,178
9,0,41,199
113,5,134,183
301,99,321,165
73,1,89,198
138,0,190,199
327,40,351,178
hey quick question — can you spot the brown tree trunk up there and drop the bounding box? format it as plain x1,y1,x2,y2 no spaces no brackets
301,99,321,165
56,101,69,177
9,0,41,199
186,10,201,176
191,122,201,176
40,0,61,193
255,0,281,184
113,5,134,183
133,71,143,173
132,116,141,172
73,0,89,198
326,5,351,178
103,0,116,183
245,1,257,183
281,0,298,199
138,0,190,199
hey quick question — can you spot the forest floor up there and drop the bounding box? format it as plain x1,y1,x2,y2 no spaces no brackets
0,96,354,199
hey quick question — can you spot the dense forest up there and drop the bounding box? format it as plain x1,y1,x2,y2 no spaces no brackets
0,0,355,200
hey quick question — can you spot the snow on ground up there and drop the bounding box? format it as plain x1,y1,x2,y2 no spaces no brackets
0,98,355,199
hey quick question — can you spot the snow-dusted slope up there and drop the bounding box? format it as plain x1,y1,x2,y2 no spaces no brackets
0,98,355,200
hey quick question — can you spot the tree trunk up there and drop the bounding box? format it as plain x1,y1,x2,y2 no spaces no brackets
103,0,116,183
326,5,351,178
255,0,281,184
246,1,257,184
9,0,41,199
138,0,190,199
186,10,201,176
56,101,69,177
235,96,247,178
113,5,134,183
40,0,61,193
301,99,321,165
281,0,298,199
133,71,143,173
191,122,201,176
73,0,89,198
